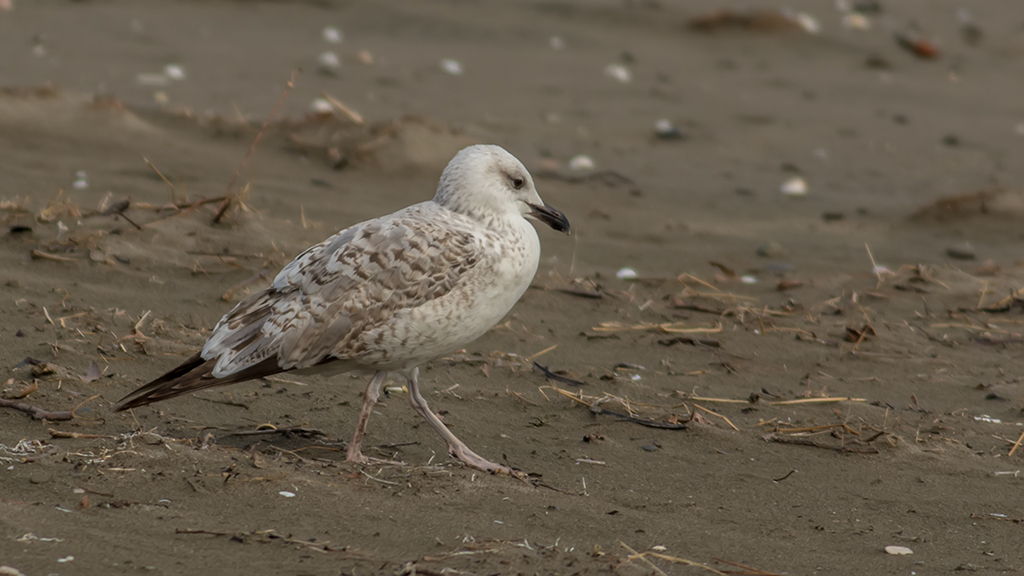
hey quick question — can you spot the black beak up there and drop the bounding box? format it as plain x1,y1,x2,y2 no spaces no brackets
527,202,571,234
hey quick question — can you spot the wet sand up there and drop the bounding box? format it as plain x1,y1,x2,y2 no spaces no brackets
2,1,1024,574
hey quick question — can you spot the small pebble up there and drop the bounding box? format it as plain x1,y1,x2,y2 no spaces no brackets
322,26,343,44
795,12,821,34
0,566,25,576
279,491,296,498
317,51,341,72
763,262,795,274
946,243,975,260
56,556,74,563
654,119,684,140
740,275,758,285
616,267,638,280
884,545,913,555
756,242,786,259
440,59,463,75
641,444,659,452
568,154,595,171
604,63,632,84
842,12,871,30
865,55,891,69
780,177,807,197
163,64,186,81
72,170,88,190
309,98,333,115
29,472,52,484
355,50,374,65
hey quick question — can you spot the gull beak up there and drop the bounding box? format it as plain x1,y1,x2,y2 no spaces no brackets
527,202,571,234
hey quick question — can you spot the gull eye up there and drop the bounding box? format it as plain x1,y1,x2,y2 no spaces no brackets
511,176,525,190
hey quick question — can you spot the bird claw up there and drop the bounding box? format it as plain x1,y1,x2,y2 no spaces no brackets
448,445,526,478
345,450,406,467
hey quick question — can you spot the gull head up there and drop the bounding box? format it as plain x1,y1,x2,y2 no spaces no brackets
434,145,570,234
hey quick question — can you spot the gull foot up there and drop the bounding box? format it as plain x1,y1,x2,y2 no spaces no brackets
449,445,527,479
345,448,406,467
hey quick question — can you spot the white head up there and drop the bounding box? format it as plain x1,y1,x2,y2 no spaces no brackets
433,145,570,234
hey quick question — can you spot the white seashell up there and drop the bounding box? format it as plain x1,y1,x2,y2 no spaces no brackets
322,26,343,44
795,12,821,34
440,58,463,75
884,546,913,555
317,51,341,70
616,267,638,280
654,119,683,140
279,491,296,498
356,50,373,65
604,63,632,84
72,171,88,190
841,13,870,30
568,154,595,171
740,275,758,285
309,98,333,115
780,177,808,197
651,546,667,552
163,64,186,81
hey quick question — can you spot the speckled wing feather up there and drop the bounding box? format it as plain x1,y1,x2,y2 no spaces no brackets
207,207,483,375
117,205,483,409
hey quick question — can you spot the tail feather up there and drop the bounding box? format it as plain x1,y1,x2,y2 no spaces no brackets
116,353,284,411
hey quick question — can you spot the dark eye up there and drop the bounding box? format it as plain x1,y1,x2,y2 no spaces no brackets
511,176,525,190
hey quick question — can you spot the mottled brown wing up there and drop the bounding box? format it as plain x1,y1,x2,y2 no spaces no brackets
116,207,481,410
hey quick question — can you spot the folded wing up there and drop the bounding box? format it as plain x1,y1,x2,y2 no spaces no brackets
117,208,481,410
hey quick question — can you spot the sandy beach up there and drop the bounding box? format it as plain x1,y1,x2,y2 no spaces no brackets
2,1,1024,574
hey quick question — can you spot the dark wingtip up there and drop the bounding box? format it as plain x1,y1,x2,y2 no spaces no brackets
115,353,209,411
115,354,286,412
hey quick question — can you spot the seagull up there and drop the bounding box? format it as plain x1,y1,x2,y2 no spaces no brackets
116,144,570,475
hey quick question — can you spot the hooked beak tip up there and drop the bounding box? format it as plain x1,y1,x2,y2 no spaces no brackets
528,202,571,235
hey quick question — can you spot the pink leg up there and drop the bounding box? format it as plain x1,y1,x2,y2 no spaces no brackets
345,371,402,464
403,367,520,476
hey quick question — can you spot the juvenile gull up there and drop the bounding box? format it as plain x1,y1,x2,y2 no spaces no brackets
117,144,570,474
